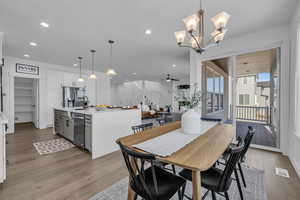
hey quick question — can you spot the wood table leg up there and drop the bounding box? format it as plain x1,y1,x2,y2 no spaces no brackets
127,182,135,200
127,157,137,200
192,170,201,200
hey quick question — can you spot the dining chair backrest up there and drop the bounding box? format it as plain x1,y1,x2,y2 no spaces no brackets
117,141,158,199
156,117,173,126
131,123,153,134
200,117,222,122
240,126,256,162
143,122,153,130
156,118,166,126
218,137,244,191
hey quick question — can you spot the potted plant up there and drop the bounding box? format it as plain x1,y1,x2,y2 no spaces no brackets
175,84,204,134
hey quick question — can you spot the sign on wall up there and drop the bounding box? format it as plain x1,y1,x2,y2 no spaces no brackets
16,63,39,75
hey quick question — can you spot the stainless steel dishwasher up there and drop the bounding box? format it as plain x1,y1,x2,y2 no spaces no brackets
63,112,74,141
73,113,85,148
84,114,92,152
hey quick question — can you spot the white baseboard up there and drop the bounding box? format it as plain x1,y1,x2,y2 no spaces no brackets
289,156,300,178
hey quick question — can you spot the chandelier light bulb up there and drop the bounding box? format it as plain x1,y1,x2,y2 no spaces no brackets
174,31,186,44
211,11,230,29
106,68,117,76
78,77,85,82
182,14,199,32
89,73,97,79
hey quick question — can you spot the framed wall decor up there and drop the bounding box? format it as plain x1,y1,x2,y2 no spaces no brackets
16,63,39,75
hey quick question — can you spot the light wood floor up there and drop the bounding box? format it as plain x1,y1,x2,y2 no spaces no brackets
0,123,299,200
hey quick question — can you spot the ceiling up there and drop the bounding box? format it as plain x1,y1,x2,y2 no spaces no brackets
212,58,229,73
0,0,296,83
236,49,277,76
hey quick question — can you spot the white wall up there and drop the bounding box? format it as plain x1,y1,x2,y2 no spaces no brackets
189,25,290,155
111,80,172,108
0,33,2,61
288,1,300,177
2,56,111,133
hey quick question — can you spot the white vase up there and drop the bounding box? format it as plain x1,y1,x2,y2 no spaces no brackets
181,109,201,134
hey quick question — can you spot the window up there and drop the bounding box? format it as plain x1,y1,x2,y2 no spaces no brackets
243,77,247,84
205,67,224,113
239,94,244,105
239,94,250,105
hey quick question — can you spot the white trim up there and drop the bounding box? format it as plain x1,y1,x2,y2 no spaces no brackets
200,41,284,62
201,44,285,153
289,156,300,178
250,144,281,153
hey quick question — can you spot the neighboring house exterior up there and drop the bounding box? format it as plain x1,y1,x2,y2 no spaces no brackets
236,75,270,107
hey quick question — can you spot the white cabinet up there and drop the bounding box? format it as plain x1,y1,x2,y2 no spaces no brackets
0,115,7,184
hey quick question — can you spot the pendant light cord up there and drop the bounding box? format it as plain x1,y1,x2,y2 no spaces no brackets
200,0,202,10
110,43,113,68
78,57,82,78
92,51,95,73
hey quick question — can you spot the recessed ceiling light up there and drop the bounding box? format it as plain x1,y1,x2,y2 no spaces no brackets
29,42,37,46
24,54,30,58
73,64,78,67
145,29,152,35
172,64,176,67
40,22,49,28
133,72,137,75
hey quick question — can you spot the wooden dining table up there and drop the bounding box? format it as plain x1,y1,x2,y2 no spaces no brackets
116,121,234,200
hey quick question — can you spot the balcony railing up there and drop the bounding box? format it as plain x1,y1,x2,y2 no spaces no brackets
236,106,270,123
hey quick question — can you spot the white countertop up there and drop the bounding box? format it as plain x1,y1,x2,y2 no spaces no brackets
0,113,8,125
54,107,140,115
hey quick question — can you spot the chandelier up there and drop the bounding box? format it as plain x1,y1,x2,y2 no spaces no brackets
174,0,230,54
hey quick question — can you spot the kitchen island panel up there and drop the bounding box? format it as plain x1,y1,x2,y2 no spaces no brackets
91,109,141,159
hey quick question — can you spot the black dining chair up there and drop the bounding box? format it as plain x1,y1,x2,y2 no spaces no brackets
117,141,186,200
179,138,245,200
132,123,153,134
223,126,256,188
131,122,176,175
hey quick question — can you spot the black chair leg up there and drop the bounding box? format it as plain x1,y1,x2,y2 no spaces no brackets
172,164,176,174
238,162,247,187
224,192,230,200
234,169,244,200
180,182,186,200
211,191,217,200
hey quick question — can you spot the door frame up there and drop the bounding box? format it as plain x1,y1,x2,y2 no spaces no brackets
13,76,40,131
32,78,40,128
201,43,284,152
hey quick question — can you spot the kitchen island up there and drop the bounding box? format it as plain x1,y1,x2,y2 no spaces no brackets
53,107,141,159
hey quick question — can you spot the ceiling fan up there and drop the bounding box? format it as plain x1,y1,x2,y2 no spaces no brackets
165,74,179,82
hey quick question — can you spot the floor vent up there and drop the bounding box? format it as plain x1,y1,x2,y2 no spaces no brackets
275,167,290,178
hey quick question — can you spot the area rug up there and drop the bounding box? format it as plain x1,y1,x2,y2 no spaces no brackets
89,166,267,200
33,138,75,155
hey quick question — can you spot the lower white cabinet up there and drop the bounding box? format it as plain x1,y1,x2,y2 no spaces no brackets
0,122,6,184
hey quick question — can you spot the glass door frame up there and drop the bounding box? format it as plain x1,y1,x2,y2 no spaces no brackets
201,46,282,153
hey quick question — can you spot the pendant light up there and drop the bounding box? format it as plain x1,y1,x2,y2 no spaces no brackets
106,40,117,76
89,49,97,79
77,57,84,82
